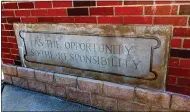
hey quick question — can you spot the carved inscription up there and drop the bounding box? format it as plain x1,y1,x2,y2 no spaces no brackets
20,31,160,77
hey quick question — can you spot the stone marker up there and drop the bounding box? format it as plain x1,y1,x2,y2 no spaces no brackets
14,24,172,90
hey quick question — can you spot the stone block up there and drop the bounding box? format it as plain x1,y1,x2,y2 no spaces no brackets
28,80,46,93
66,87,91,105
2,64,17,76
150,106,173,111
102,97,117,111
77,77,103,94
17,67,34,80
12,77,28,89
55,86,66,98
171,94,190,111
103,81,134,101
3,74,12,84
34,70,54,84
55,73,77,88
91,94,104,108
118,100,150,111
135,88,171,108
46,84,55,95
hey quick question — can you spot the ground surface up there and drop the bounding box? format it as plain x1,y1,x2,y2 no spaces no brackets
2,84,102,111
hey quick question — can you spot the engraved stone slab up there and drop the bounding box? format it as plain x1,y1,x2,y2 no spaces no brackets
14,24,172,90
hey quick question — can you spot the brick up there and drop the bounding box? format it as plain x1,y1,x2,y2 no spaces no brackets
98,17,123,24
46,84,55,95
38,17,55,23
35,1,52,8
102,97,117,111
12,44,19,49
10,31,15,36
3,74,12,84
2,42,13,48
66,87,91,105
2,53,17,60
2,59,14,64
183,39,190,48
97,1,122,6
34,70,54,83
17,67,34,80
178,78,190,87
179,5,190,15
67,8,88,16
167,85,190,95
6,17,20,23
21,17,37,23
2,64,17,76
154,17,187,26
54,73,77,87
8,37,17,43
2,48,10,53
52,1,72,7
103,81,134,100
124,1,153,5
54,17,74,23
169,58,179,67
170,49,190,58
4,24,13,30
2,31,10,36
167,76,177,85
171,94,190,111
3,3,18,9
10,49,19,55
135,88,171,108
115,6,143,15
2,18,7,23
168,67,190,78
171,38,181,48
155,1,173,4
18,2,34,9
90,7,113,15
145,5,178,15
2,10,14,17
12,77,28,89
55,86,66,98
180,59,190,68
28,80,46,93
77,77,103,94
2,37,8,42
73,1,95,7
124,16,152,24
47,9,67,16
189,17,190,26
15,10,30,16
75,17,97,23
173,28,190,37
118,100,150,111
31,9,47,16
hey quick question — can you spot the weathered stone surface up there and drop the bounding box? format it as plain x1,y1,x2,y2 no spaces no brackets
171,94,190,111
55,86,66,98
28,80,46,93
77,77,103,94
103,81,134,100
14,23,172,90
17,67,34,80
34,69,54,84
66,87,91,105
118,100,150,111
3,74,12,84
2,64,17,76
55,73,77,87
135,88,171,108
12,77,28,89
150,106,173,111
102,97,117,111
91,94,104,108
45,84,55,95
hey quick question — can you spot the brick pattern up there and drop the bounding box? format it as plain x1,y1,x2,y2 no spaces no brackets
2,65,190,111
1,1,190,95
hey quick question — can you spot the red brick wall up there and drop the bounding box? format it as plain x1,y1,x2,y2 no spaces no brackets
1,1,190,95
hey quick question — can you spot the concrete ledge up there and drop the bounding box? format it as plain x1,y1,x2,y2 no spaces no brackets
2,64,17,76
1,65,190,111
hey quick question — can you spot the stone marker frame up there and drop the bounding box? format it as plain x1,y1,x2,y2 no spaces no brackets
14,23,172,90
